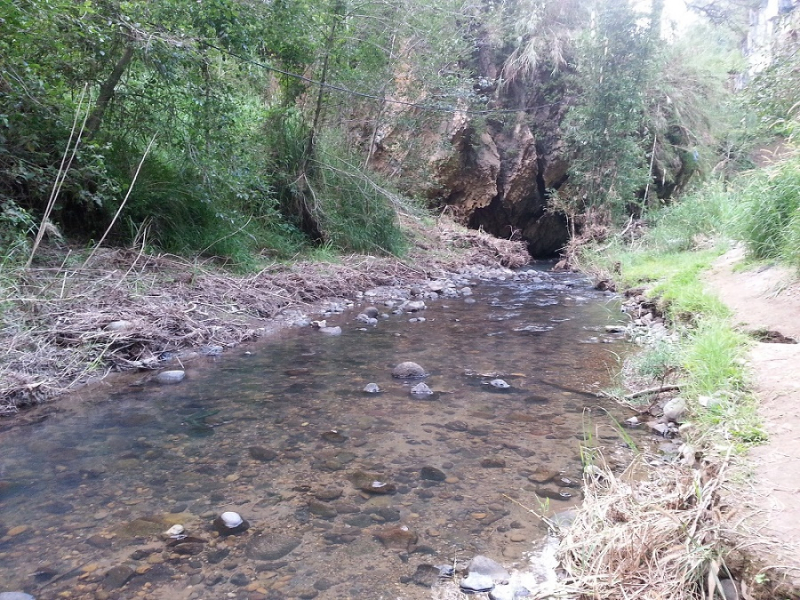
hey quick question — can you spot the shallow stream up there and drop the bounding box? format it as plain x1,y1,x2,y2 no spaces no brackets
0,268,644,599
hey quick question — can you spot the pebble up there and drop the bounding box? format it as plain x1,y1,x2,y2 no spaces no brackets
363,383,381,393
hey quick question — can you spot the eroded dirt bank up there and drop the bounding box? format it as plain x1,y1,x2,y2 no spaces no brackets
1,221,529,416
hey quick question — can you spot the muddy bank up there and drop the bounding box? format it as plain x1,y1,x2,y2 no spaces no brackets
1,221,529,415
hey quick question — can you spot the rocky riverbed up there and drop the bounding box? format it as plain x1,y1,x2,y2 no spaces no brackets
0,266,647,599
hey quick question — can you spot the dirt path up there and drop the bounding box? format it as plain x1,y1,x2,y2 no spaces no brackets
704,247,800,587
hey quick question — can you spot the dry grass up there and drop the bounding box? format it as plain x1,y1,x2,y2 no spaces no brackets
558,453,734,600
0,220,529,413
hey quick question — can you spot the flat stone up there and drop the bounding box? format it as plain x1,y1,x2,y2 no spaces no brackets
411,564,441,587
104,565,134,589
420,466,446,481
245,533,301,561
0,594,36,600
468,555,510,583
374,525,417,551
248,446,278,462
460,572,494,593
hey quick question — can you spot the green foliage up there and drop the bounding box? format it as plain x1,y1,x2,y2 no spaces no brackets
1,0,475,265
0,200,36,264
311,136,408,256
642,182,738,253
564,0,657,216
737,157,800,267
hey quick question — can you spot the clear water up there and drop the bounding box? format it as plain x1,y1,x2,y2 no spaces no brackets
0,270,640,599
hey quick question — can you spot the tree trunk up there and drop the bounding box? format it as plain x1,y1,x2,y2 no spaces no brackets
85,44,135,140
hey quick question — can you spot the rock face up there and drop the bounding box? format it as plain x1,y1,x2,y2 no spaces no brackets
370,98,570,256
365,36,695,257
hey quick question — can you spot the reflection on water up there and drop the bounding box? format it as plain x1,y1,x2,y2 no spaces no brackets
0,270,640,599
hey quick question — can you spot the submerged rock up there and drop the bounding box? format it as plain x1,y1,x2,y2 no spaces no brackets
245,533,302,561
248,446,278,462
392,362,427,378
0,594,36,600
155,370,185,384
103,565,134,589
374,525,417,551
410,564,441,587
212,511,250,535
321,430,348,444
467,555,510,583
420,466,446,481
363,383,381,393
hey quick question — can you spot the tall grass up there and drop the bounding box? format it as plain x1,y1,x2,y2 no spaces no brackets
737,155,800,268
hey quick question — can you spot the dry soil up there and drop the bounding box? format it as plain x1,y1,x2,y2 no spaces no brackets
704,247,800,586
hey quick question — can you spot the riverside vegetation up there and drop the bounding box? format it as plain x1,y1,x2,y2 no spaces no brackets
2,0,800,598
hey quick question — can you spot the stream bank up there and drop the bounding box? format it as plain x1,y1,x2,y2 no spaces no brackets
1,220,528,417
568,239,800,600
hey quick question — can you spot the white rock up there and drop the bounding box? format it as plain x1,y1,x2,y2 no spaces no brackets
489,379,510,389
0,594,36,600
460,572,495,593
662,397,688,422
410,382,433,396
405,300,426,312
165,524,185,537
155,370,185,384
221,511,243,528
319,326,342,336
105,320,133,332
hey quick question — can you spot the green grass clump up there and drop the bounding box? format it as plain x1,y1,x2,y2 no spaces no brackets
683,317,747,396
